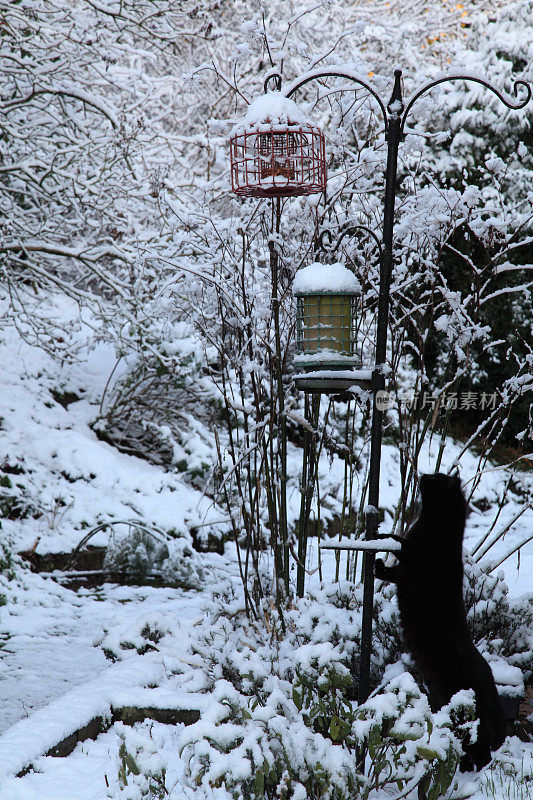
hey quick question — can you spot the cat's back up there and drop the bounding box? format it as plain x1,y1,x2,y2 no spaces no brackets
395,473,468,639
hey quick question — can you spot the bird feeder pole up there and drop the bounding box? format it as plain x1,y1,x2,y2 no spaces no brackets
358,71,403,706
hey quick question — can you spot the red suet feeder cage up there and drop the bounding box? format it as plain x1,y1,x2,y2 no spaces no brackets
229,92,327,198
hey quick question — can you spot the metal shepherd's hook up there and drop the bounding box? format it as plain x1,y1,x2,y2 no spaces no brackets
283,65,531,704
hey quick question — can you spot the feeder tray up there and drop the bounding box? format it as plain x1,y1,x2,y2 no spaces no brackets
230,92,326,198
293,368,372,395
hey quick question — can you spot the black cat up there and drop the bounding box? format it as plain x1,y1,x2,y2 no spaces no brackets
375,473,506,770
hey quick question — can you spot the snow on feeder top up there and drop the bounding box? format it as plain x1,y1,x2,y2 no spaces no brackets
229,91,327,198
293,261,361,372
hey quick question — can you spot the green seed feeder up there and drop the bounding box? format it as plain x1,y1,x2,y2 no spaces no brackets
293,262,371,393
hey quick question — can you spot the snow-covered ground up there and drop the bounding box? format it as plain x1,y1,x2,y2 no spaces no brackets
0,577,214,735
0,301,238,766
0,720,187,800
0,303,531,798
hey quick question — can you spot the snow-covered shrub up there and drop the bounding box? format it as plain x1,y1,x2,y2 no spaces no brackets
0,538,13,576
180,676,470,800
0,538,11,606
102,527,206,589
192,580,399,699
112,722,168,799
199,562,531,704
393,0,533,448
173,560,533,799
0,481,36,521
100,325,220,489
97,613,176,662
480,736,533,798
179,585,475,800
463,556,533,693
0,531,20,591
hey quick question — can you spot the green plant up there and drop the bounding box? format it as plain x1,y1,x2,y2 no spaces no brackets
292,664,356,748
115,723,168,798
481,757,533,800
118,741,141,789
99,614,173,662
117,741,168,798
0,540,16,581
0,493,33,520
181,669,470,800
102,527,205,589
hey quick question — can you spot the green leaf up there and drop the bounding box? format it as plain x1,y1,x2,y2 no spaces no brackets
368,725,382,749
428,754,458,800
417,772,431,800
124,752,141,776
417,746,439,761
329,716,342,741
118,764,128,788
254,768,265,796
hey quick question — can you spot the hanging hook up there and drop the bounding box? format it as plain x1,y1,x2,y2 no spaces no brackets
400,74,532,135
318,228,334,252
318,225,383,259
264,72,282,93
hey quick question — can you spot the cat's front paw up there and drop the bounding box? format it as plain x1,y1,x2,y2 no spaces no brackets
374,558,386,579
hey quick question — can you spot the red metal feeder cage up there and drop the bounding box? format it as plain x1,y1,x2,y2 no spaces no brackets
229,92,327,198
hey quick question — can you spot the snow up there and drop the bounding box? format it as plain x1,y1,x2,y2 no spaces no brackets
0,576,108,734
0,654,165,781
0,299,239,748
389,98,404,116
293,367,372,378
292,261,360,294
0,721,186,800
230,91,313,136
320,536,403,552
0,569,215,732
488,659,524,689
0,299,221,556
292,356,364,369
1,302,530,800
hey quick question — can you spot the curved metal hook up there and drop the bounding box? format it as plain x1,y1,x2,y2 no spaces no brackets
71,519,168,561
401,74,532,134
318,225,383,259
283,67,388,130
264,72,282,93
318,228,334,251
